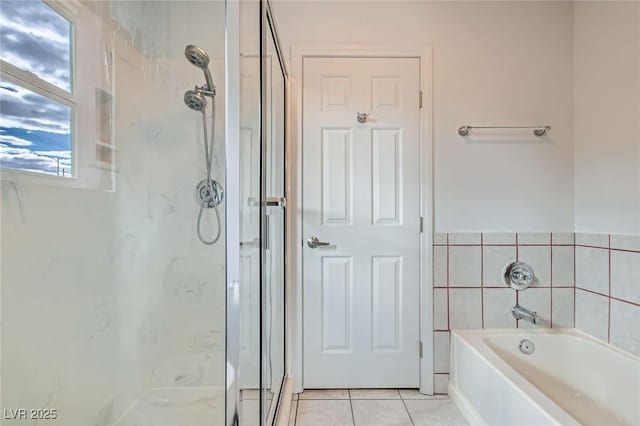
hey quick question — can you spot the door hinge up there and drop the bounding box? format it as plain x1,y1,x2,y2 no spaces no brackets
419,341,423,358
419,90,423,108
419,217,424,233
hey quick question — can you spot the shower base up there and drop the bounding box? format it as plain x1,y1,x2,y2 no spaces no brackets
114,387,224,426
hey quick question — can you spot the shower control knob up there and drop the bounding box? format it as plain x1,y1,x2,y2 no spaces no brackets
503,261,535,290
195,179,224,208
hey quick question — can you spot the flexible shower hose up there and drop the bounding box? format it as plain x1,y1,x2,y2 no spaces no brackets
196,94,222,245
197,203,221,245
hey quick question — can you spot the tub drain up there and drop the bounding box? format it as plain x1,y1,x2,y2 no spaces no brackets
519,339,535,355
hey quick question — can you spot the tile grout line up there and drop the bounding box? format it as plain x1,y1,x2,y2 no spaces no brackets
575,287,640,307
443,233,450,385
434,285,572,289
575,244,640,254
439,243,578,247
573,232,578,328
297,398,352,400
480,233,485,328
608,234,611,343
550,233,554,328
515,233,519,329
446,233,450,331
400,394,416,426
348,390,356,426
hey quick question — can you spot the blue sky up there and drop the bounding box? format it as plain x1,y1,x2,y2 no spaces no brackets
0,0,72,176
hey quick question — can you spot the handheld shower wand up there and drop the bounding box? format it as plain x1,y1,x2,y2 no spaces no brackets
183,44,223,245
185,45,215,94
183,45,216,114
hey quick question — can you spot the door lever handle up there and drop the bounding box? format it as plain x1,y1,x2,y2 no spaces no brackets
307,236,330,249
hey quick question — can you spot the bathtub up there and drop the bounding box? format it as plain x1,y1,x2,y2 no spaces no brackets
449,329,640,426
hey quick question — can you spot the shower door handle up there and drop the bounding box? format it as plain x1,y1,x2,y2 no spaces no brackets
263,197,286,208
247,197,286,208
240,237,260,248
307,236,331,249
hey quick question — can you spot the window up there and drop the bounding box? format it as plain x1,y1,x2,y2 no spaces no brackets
0,0,74,177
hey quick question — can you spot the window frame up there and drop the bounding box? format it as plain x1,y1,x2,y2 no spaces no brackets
0,0,77,181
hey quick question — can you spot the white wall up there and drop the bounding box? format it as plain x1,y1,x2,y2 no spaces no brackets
274,0,575,232
574,1,640,236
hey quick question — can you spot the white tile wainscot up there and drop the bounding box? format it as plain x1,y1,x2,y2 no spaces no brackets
575,233,640,357
432,232,576,391
435,231,639,392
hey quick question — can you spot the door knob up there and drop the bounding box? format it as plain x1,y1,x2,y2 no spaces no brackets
357,112,369,124
307,236,330,249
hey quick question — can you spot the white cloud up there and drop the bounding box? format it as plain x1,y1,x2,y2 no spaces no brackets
35,150,71,159
0,133,32,146
0,143,70,175
0,81,70,134
0,1,71,91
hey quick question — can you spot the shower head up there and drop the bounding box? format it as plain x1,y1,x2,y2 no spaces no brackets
184,90,207,112
185,44,215,93
185,45,210,68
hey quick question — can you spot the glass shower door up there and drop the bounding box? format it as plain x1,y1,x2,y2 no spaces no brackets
261,3,287,424
234,1,287,424
237,0,261,424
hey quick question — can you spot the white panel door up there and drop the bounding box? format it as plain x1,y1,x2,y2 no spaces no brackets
303,57,421,388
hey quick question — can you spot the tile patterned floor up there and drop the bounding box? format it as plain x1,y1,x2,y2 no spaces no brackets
289,389,469,426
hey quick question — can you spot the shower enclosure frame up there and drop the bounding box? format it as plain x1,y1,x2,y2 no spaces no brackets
225,0,289,424
225,0,241,424
260,0,289,424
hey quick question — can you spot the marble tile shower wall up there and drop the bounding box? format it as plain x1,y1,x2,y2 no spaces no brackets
0,13,226,425
431,232,576,394
574,233,640,358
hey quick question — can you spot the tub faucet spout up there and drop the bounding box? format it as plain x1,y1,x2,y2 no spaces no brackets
512,304,540,325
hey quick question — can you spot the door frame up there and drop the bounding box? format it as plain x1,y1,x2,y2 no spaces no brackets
288,44,434,394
